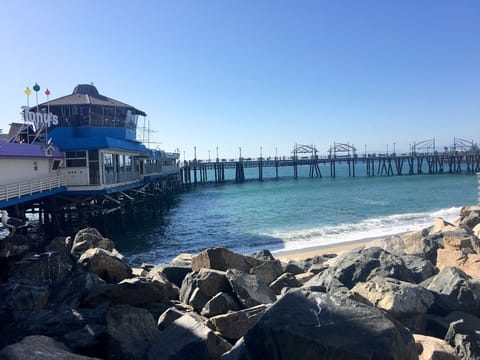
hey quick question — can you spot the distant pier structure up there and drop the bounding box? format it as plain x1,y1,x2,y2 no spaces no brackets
180,139,480,185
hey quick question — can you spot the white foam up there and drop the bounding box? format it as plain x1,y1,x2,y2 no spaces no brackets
269,207,462,252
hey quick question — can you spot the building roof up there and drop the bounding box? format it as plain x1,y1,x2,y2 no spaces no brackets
37,84,147,117
0,142,63,158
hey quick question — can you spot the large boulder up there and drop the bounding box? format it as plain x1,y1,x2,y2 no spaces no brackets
413,334,459,360
221,288,418,360
444,311,480,360
8,251,74,286
191,247,263,272
148,262,191,287
82,276,179,308
423,266,479,316
401,255,438,283
70,228,115,257
207,304,269,342
179,268,231,306
201,292,241,317
148,313,232,360
226,269,276,308
62,324,108,358
249,260,283,285
351,276,435,332
429,218,457,235
459,210,480,232
78,248,132,284
0,233,44,260
269,272,302,295
307,247,415,290
106,304,160,360
0,335,100,359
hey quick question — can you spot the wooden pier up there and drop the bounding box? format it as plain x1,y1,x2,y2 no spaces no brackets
180,151,480,185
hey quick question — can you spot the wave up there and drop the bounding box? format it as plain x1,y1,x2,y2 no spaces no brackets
269,206,462,252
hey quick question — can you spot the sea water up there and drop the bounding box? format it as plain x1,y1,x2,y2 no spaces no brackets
115,166,479,266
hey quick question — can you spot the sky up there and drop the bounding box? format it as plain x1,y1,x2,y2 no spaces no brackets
0,1,479,160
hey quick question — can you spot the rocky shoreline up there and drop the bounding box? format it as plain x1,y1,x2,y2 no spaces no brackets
1,207,480,359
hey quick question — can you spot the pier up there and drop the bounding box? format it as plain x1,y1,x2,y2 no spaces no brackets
180,142,480,185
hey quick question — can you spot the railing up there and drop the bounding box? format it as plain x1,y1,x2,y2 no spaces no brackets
0,175,66,202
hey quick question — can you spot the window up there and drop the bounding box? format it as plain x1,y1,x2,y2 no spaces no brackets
51,159,62,171
65,151,87,167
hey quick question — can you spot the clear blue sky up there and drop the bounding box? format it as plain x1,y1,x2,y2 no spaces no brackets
1,1,479,159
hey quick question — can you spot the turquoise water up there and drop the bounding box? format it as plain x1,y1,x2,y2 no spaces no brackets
116,169,478,266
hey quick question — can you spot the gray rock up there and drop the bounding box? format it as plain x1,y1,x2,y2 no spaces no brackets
269,272,302,295
281,261,305,275
189,287,211,313
3,280,49,313
207,304,269,342
78,248,132,284
9,251,75,286
157,307,185,330
191,247,263,272
180,268,231,306
401,254,438,283
0,335,100,359
148,313,231,360
71,228,115,257
424,266,479,316
82,276,179,308
201,292,241,317
0,233,43,259
249,260,283,285
62,324,107,358
351,276,435,332
460,211,480,232
106,304,160,360
444,311,480,360
221,288,418,360
226,269,276,308
304,267,350,295
148,262,191,287
253,249,275,261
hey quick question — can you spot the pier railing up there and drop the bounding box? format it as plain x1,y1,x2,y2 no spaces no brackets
0,175,66,202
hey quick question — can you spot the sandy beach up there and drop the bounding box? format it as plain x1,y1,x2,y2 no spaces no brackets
272,237,382,262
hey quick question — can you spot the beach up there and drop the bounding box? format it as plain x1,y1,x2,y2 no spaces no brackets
273,237,376,261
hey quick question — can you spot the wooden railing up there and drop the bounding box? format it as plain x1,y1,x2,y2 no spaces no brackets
0,175,66,202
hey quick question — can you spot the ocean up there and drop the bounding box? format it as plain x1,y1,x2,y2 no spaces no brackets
115,164,479,267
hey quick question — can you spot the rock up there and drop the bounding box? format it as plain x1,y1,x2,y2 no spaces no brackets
437,250,480,278
460,211,480,231
82,276,179,308
0,233,43,259
78,248,132,283
226,269,276,308
424,266,479,316
295,272,316,284
70,228,115,257
269,272,302,295
207,304,269,342
351,276,435,332
445,319,480,360
9,251,74,286
62,324,108,358
309,246,415,290
189,287,211,313
179,268,231,306
473,223,480,239
148,262,191,287
201,292,241,317
191,247,263,272
401,254,438,283
157,307,185,330
372,230,444,264
281,261,305,275
444,311,480,360
253,249,275,261
249,260,283,285
0,335,100,359
46,236,72,254
148,313,232,360
304,267,350,295
460,206,480,218
429,218,457,235
106,304,160,360
414,334,459,360
3,280,49,313
221,288,418,360
171,253,193,266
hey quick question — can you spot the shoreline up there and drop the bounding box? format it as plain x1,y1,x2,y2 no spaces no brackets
272,233,405,262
